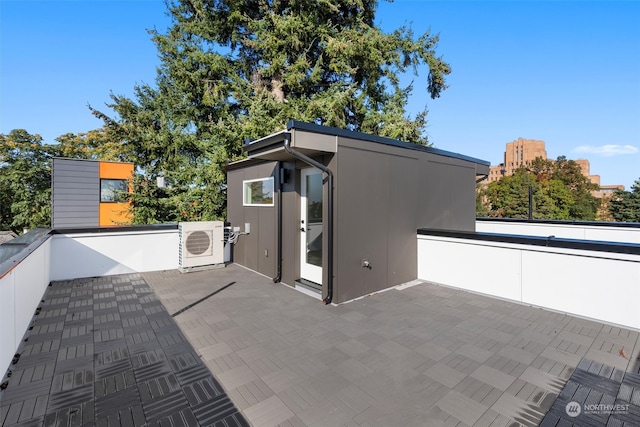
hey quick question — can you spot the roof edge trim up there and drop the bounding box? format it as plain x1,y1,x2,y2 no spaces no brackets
285,120,490,166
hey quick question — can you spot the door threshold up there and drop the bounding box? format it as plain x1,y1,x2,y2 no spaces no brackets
295,278,322,294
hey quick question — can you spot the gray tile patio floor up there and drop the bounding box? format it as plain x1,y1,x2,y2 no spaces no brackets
141,264,640,427
0,274,248,427
2,263,639,426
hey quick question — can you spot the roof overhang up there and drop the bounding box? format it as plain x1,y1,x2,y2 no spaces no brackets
243,125,338,162
237,120,491,170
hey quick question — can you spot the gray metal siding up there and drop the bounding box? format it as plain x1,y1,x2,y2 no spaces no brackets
335,146,388,302
52,158,99,228
386,152,419,287
334,140,418,302
280,162,298,287
257,163,276,278
226,162,277,279
226,169,246,265
421,160,475,231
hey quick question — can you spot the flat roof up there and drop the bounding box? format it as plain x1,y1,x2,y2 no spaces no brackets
243,120,491,167
0,272,247,426
4,264,638,426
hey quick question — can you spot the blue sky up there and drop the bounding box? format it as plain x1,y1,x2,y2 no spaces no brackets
1,0,639,188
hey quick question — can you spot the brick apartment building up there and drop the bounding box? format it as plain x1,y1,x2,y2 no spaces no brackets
487,138,624,198
488,137,547,181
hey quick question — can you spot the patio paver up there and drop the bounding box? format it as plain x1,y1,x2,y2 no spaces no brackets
141,264,640,426
2,263,639,426
0,274,248,427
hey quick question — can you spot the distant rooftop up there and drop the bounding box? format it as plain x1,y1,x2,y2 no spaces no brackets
0,231,18,245
0,229,50,276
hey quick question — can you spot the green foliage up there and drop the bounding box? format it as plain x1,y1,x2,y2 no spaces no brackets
91,0,451,223
475,183,490,217
0,130,54,231
609,179,640,222
479,156,600,220
0,128,129,232
54,128,132,161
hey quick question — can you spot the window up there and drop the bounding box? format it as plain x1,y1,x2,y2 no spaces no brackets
101,179,129,202
243,177,274,206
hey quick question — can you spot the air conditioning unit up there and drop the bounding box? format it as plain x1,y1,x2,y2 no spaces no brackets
179,221,225,272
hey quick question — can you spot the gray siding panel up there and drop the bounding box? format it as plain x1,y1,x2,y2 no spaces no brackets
52,158,99,228
53,205,101,213
51,166,99,174
336,145,389,302
242,166,260,272
227,169,246,265
257,163,276,278
386,152,418,287
53,182,102,190
334,141,420,302
51,194,99,202
226,162,277,279
421,160,475,231
280,161,297,287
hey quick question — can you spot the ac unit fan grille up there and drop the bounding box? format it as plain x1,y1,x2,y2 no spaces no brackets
185,230,211,256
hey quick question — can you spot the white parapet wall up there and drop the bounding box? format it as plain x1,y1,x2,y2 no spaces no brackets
0,237,51,378
476,219,640,244
50,228,179,281
2,225,180,377
417,233,640,330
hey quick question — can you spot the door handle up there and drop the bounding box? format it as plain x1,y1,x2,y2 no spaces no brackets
300,227,305,232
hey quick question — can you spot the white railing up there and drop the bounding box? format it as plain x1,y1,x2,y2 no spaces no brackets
418,232,640,330
0,237,51,376
477,219,640,244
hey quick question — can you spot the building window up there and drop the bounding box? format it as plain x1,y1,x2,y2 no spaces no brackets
100,179,129,202
243,177,274,206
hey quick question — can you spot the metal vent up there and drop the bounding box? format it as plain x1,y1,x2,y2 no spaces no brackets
185,230,211,256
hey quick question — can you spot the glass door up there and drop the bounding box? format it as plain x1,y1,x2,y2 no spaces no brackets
300,168,323,284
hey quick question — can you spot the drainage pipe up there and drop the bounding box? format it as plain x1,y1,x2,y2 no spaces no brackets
272,161,283,283
283,133,334,304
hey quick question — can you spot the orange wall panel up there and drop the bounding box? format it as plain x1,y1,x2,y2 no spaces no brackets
99,202,131,226
99,161,134,180
99,161,134,226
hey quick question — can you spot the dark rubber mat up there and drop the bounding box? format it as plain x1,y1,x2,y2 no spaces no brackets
541,359,640,427
0,274,248,426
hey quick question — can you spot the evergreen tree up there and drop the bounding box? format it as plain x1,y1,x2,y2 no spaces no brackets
91,0,451,222
0,128,124,232
609,179,640,222
0,130,54,231
551,156,599,219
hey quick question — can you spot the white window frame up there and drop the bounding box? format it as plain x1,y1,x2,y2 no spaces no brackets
243,177,275,206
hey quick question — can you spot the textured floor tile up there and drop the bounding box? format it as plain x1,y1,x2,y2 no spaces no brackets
8,263,640,427
435,390,488,426
244,395,294,427
0,274,247,427
424,363,466,388
471,365,516,391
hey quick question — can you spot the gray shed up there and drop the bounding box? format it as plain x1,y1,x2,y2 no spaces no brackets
226,120,489,304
